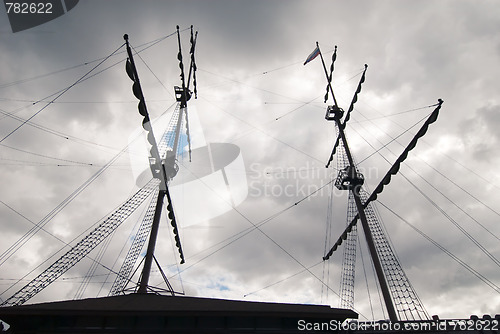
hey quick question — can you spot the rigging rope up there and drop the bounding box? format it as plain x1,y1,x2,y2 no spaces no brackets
0,147,124,268
0,103,172,270
339,191,358,310
104,196,151,295
200,56,488,318
400,172,500,267
0,106,134,158
74,228,115,300
0,97,177,300
108,191,159,296
358,233,375,320
0,143,93,166
243,260,324,297
131,44,175,100
419,157,500,220
344,115,500,315
0,178,160,306
0,31,180,91
0,200,117,290
201,97,327,165
0,31,181,158
349,103,440,124
349,95,500,191
0,42,126,144
243,259,370,321
199,68,323,107
167,156,339,291
318,100,500,315
378,200,500,294
357,105,441,164
359,188,429,320
321,173,335,304
274,94,322,121
351,109,500,258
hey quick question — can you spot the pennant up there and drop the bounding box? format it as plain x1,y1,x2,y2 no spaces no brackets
304,46,320,65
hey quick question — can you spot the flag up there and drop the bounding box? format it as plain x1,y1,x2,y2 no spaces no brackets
303,46,320,65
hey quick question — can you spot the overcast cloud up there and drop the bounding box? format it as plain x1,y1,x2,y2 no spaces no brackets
0,0,499,321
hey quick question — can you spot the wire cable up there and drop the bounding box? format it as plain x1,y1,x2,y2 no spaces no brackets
351,111,500,257
200,96,328,165
0,32,179,154
0,102,173,269
0,143,93,166
0,42,126,144
0,31,179,90
131,44,175,100
356,107,437,165
377,200,500,294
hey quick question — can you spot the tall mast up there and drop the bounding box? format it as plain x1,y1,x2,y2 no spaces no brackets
171,25,188,157
316,44,398,321
166,26,195,173
124,33,186,295
315,43,442,321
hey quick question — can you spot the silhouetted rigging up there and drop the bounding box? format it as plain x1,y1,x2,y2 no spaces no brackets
0,25,199,305
307,42,441,321
0,27,498,331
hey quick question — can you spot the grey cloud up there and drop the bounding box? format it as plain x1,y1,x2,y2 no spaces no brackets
0,0,499,320
460,104,500,162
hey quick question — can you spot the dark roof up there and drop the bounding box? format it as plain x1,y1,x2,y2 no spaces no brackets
0,293,357,319
0,294,357,333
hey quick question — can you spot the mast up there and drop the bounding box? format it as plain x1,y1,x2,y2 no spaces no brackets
331,106,398,322
124,32,186,295
137,187,167,294
316,44,398,321
314,43,442,320
0,29,197,302
171,25,189,156
167,25,194,174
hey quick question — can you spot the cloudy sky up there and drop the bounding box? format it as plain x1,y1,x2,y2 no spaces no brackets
0,0,499,321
